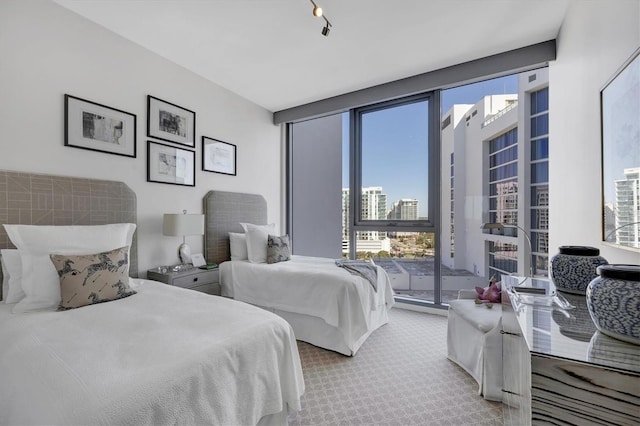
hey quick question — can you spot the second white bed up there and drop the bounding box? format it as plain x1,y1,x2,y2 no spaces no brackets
220,255,395,356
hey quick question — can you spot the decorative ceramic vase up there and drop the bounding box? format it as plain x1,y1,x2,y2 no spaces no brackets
550,246,608,294
586,264,640,345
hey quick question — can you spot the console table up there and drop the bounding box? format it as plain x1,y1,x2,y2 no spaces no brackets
501,276,640,425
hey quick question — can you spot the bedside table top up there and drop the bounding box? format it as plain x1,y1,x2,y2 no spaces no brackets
149,265,217,275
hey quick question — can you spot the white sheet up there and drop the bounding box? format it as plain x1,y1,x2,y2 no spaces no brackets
221,255,395,353
0,279,305,426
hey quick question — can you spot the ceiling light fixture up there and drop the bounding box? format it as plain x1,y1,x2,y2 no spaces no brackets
308,0,332,37
310,0,323,17
321,20,331,37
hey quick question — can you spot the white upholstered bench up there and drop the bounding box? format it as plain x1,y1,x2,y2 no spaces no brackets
446,289,502,401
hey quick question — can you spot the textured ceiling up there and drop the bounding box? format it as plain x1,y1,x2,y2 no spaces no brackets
54,0,569,112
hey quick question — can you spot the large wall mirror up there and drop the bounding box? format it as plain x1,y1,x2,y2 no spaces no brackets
601,47,639,250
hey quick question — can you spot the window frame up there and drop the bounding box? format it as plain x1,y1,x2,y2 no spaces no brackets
351,93,438,231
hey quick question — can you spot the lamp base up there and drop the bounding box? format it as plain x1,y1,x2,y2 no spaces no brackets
178,243,192,264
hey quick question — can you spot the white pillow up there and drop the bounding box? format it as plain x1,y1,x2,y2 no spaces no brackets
0,249,25,304
240,223,275,264
4,223,136,313
229,232,248,261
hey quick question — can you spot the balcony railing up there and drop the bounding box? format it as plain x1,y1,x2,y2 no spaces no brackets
482,101,518,128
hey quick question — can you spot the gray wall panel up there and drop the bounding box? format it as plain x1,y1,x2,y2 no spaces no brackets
290,114,343,258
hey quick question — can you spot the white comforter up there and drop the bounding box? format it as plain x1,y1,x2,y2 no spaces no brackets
0,279,305,426
221,256,395,349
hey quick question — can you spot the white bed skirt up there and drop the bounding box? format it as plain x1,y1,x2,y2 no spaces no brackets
265,301,390,356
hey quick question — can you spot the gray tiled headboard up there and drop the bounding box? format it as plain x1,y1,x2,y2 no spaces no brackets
203,190,267,265
0,170,138,299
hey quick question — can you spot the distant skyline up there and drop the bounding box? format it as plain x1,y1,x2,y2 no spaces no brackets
342,74,519,217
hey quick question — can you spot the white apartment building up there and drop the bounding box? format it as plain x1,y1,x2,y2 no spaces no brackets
387,199,420,238
342,187,390,254
440,69,550,279
614,167,640,248
387,199,419,220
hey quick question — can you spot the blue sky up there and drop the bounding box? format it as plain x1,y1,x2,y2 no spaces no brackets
342,75,519,217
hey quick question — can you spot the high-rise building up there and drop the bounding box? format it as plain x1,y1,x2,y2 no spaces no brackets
614,167,640,248
386,198,419,238
341,187,390,254
440,68,550,278
387,199,419,220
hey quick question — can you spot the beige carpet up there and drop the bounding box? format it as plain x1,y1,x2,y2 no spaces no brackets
289,308,502,426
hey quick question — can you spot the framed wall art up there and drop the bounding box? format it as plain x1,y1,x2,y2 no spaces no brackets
147,95,195,147
64,94,136,158
600,47,639,250
202,136,237,176
147,141,195,187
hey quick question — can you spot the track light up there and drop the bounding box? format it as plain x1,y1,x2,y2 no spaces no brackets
308,0,332,37
322,22,331,36
310,0,322,17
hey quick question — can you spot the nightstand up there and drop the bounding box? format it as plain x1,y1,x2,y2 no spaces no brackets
147,266,220,296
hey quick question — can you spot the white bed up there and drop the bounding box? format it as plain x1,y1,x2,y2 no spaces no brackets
0,171,305,426
204,191,395,356
0,279,305,425
220,255,394,356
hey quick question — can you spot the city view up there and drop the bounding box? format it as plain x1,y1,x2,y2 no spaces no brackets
341,70,551,304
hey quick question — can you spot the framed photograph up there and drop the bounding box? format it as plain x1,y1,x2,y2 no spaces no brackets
147,95,195,147
600,47,639,250
190,253,206,267
64,94,136,158
202,136,237,176
147,141,195,186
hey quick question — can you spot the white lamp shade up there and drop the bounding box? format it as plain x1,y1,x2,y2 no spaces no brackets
163,213,204,237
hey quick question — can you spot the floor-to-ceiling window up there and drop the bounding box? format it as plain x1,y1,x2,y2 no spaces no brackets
287,66,551,308
348,95,440,304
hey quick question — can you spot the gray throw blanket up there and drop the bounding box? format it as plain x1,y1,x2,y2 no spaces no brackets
335,259,378,292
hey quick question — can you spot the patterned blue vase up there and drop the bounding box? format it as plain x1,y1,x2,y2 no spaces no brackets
586,264,640,345
550,246,608,294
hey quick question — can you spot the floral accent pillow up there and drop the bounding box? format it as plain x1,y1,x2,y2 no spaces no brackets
49,246,136,310
267,234,291,264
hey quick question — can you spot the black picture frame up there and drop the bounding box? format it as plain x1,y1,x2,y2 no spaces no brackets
64,94,137,158
147,140,196,187
600,47,640,250
147,95,196,147
202,136,237,176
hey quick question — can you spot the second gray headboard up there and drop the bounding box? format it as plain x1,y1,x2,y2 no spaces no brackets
203,190,267,265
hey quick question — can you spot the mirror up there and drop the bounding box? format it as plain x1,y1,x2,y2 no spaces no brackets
600,47,639,250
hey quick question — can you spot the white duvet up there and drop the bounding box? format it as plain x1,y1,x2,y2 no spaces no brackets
221,256,395,350
0,279,305,426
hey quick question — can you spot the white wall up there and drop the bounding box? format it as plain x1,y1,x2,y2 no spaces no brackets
549,0,640,264
0,0,282,275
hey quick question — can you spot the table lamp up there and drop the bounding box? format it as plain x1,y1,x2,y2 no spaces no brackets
163,210,205,264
